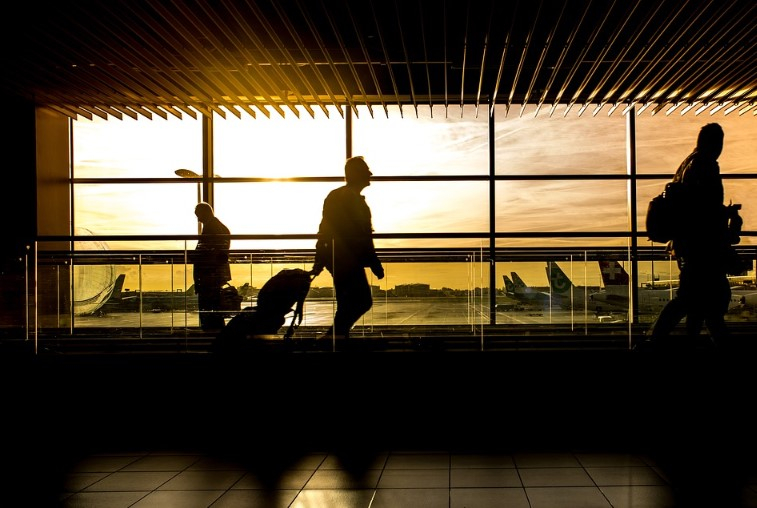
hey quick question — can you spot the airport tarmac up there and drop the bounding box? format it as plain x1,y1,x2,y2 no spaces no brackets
68,297,615,329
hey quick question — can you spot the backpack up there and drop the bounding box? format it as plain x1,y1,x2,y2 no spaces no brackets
645,181,687,243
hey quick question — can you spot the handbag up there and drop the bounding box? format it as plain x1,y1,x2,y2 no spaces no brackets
219,284,242,314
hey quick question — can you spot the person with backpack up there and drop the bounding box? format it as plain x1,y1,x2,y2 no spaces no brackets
312,156,385,340
190,202,231,331
644,123,737,349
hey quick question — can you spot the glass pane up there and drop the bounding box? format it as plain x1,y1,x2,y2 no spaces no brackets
352,104,490,176
495,180,629,233
493,104,627,175
213,106,345,177
635,111,757,174
74,184,198,238
73,116,203,178
215,180,490,239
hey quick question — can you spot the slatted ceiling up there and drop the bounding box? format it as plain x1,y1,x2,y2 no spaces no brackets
3,0,755,121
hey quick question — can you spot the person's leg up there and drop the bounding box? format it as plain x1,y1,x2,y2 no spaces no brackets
703,273,732,347
649,296,688,339
333,268,373,337
198,285,224,331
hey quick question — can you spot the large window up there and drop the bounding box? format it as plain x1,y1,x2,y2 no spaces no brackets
61,106,756,336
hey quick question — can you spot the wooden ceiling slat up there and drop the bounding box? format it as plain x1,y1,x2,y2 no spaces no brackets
393,0,419,117
175,7,272,120
57,5,205,120
346,0,389,118
247,1,329,118
506,0,541,117
567,1,642,116
590,0,673,110
369,0,404,117
83,12,228,120
553,0,616,116
645,6,754,106
222,0,315,118
535,0,589,117
269,0,344,118
120,3,241,119
317,0,374,118
146,2,252,120
3,0,754,120
520,0,564,116
491,1,519,116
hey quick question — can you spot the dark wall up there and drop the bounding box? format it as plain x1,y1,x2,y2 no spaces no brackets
1,98,36,329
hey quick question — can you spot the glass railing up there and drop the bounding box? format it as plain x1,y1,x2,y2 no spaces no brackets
17,237,757,353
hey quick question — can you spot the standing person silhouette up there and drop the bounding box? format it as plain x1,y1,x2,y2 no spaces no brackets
647,123,734,349
312,156,384,340
191,202,231,332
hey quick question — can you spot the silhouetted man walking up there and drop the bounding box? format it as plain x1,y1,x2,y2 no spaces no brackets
312,156,384,339
648,123,735,348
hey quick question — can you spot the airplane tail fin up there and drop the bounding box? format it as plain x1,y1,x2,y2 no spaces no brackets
545,262,574,295
503,275,516,294
110,273,126,300
510,272,528,291
598,260,630,287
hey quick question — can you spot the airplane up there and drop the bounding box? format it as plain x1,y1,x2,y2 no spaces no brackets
495,274,543,311
74,270,123,316
590,260,673,315
508,272,552,305
99,274,199,314
590,260,747,316
544,261,596,311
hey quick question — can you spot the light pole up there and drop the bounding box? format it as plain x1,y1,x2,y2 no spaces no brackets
175,169,202,234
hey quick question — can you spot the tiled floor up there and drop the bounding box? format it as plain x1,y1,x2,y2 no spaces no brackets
4,347,757,507
46,447,756,508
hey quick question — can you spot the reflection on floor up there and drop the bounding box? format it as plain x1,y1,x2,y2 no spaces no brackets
52,448,757,508
3,346,757,507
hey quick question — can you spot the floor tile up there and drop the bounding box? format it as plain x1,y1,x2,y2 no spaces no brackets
519,467,595,487
526,486,612,508
371,488,449,508
450,487,530,508
451,453,515,468
377,468,450,488
83,471,177,491
514,452,582,468
62,472,110,492
69,455,143,473
121,454,200,471
384,453,450,469
586,466,667,486
450,468,522,487
60,490,149,508
211,489,299,508
289,488,376,508
157,469,245,490
576,453,651,467
304,468,381,489
599,485,677,508
130,489,224,507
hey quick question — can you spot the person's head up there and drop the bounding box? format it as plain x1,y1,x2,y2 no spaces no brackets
696,123,724,159
344,156,372,189
194,202,214,223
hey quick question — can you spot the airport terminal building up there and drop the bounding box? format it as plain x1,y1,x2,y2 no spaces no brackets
1,2,756,506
